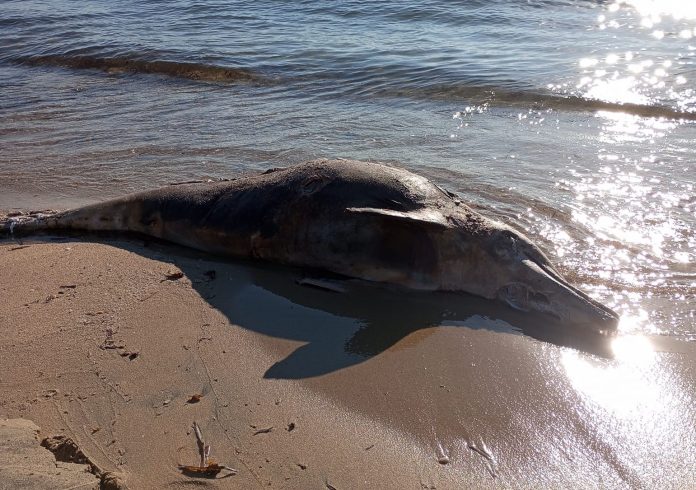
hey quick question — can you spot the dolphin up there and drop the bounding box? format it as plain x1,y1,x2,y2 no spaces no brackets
1,159,618,332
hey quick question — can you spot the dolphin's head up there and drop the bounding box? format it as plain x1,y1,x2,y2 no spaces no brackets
445,225,619,333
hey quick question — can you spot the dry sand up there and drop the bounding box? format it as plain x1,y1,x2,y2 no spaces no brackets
1,236,695,489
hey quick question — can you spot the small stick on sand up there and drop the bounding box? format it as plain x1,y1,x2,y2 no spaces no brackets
178,421,237,478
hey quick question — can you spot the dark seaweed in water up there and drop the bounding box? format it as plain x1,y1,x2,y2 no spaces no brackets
16,55,262,83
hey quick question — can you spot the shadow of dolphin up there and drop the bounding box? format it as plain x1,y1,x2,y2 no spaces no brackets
135,240,613,379
18,235,615,380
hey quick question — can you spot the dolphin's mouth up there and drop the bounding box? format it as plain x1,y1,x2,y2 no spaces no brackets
498,283,558,317
497,260,619,333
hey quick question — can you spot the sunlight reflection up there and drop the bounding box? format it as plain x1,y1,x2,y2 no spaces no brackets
572,207,670,256
617,310,652,334
536,0,695,345
575,1,696,111
616,0,696,21
596,110,677,143
561,335,658,416
611,333,654,361
584,77,649,106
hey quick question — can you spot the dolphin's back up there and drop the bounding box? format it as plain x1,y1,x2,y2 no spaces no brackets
1,159,472,288
170,160,457,282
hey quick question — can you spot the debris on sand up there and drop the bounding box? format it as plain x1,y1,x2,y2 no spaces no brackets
435,442,450,465
162,271,184,282
178,421,237,478
252,426,273,435
186,394,203,404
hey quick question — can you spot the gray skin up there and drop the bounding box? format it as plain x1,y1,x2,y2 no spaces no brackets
2,159,618,332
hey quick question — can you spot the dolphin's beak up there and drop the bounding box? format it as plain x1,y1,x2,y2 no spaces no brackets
498,259,619,333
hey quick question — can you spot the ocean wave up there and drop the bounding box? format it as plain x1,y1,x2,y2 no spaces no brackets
9,53,696,121
378,84,696,121
13,54,264,84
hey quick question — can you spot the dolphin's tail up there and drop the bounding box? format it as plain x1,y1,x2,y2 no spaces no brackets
0,192,171,240
0,210,62,238
0,198,137,238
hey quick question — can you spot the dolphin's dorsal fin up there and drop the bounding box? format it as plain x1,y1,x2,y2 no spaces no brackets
168,178,234,186
261,167,288,175
345,207,448,228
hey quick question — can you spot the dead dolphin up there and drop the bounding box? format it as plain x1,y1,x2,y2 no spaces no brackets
1,159,618,332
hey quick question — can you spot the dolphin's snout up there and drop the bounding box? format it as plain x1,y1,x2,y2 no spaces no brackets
498,259,619,333
551,287,619,333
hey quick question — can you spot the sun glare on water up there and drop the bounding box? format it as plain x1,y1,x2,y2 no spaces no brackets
615,0,696,20
574,0,696,110
561,334,658,417
559,310,692,464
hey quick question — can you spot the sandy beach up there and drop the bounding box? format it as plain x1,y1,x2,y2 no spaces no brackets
0,236,694,489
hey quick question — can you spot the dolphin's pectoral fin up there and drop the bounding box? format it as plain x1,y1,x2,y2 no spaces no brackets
345,207,449,229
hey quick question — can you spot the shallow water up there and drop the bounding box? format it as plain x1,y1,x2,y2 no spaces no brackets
1,0,694,340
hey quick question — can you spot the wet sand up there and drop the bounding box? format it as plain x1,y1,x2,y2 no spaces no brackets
1,237,695,488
